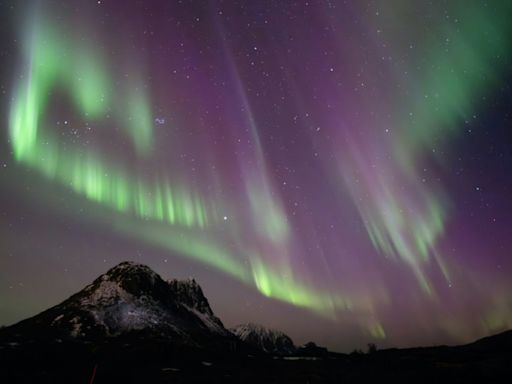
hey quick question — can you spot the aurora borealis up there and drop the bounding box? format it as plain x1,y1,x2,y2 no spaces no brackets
1,0,512,351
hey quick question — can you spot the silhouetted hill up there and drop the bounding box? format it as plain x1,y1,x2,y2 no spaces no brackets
464,329,512,352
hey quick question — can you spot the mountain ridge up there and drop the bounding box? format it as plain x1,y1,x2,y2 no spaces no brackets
230,323,296,355
1,261,511,383
0,261,232,347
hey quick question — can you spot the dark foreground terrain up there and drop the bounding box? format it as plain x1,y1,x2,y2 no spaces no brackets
1,330,512,383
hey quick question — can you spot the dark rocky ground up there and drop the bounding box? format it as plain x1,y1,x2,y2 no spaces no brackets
1,330,511,383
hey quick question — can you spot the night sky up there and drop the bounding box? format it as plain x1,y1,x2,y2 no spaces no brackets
1,0,512,352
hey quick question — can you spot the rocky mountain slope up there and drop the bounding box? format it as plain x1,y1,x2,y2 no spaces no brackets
0,262,233,348
230,323,296,355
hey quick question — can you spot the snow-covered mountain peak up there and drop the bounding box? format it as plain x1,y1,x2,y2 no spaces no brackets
79,261,171,304
230,323,296,355
1,261,233,342
102,261,159,285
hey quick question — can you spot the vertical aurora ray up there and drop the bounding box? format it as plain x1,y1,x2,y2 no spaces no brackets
214,16,309,304
124,80,154,155
335,1,512,293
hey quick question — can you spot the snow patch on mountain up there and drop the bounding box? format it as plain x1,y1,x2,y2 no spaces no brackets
80,279,131,307
230,323,296,355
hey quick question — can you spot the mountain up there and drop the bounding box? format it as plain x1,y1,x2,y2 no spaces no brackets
230,323,296,355
0,261,232,348
1,261,511,383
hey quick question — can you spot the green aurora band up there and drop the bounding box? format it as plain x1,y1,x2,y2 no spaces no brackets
8,11,350,319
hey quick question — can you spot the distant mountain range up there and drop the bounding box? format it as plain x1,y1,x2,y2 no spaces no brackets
1,261,511,383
